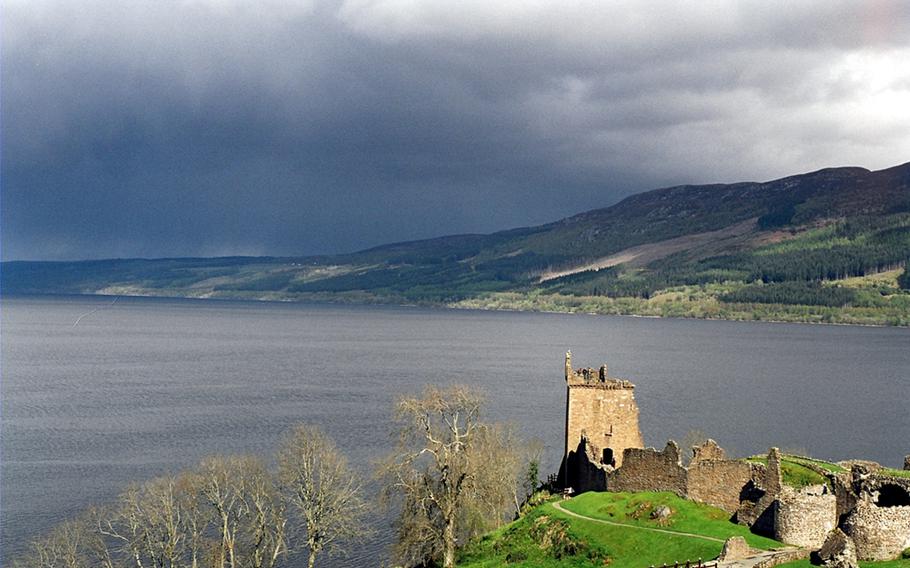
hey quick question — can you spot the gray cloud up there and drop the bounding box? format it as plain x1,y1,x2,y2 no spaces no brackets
3,0,910,260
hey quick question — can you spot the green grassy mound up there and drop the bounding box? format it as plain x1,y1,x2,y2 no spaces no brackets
881,468,910,479
745,456,833,489
562,492,781,549
781,456,846,474
459,492,781,568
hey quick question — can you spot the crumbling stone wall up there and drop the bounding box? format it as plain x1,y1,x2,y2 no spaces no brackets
833,471,857,521
774,485,837,548
561,436,609,494
609,441,687,496
604,438,766,514
557,352,910,560
737,447,784,535
691,439,727,463
563,352,643,469
842,475,910,560
815,528,859,568
688,458,763,513
843,499,910,561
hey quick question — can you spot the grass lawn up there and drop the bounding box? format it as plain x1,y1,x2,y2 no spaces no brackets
881,468,910,479
781,455,846,474
459,492,784,568
745,456,833,489
561,491,781,550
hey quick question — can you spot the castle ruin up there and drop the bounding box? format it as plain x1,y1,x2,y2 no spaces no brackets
557,351,910,564
560,351,643,491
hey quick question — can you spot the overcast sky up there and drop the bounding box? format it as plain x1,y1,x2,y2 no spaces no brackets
3,0,910,260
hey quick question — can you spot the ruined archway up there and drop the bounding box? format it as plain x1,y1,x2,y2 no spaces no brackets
875,484,910,507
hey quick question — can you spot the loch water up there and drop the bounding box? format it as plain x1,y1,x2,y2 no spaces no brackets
2,295,908,565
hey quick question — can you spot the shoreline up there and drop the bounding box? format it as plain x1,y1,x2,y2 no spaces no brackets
6,289,908,329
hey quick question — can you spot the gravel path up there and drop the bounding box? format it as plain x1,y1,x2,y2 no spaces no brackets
551,501,805,568
551,501,727,543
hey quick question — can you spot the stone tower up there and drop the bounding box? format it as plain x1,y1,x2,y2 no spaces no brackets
563,351,643,470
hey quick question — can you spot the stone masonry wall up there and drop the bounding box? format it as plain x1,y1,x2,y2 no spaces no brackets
609,441,687,496
562,436,609,494
843,499,910,561
833,472,857,521
737,448,784,536
607,439,768,514
691,439,727,463
564,353,643,469
688,459,764,513
560,352,910,559
566,385,642,467
774,485,837,548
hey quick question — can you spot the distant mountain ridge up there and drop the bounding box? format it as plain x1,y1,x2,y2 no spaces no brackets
4,162,910,325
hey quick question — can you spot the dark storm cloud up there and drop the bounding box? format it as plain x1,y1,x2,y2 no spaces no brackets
3,0,910,260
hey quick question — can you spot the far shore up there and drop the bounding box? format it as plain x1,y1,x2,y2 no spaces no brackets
7,288,909,328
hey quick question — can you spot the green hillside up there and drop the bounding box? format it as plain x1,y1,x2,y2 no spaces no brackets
458,491,910,568
4,162,910,325
459,491,780,568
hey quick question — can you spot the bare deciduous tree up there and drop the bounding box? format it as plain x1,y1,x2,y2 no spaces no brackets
198,457,242,568
277,425,366,568
197,455,287,568
466,422,523,526
96,473,211,568
173,471,211,568
97,483,150,568
242,462,288,568
136,476,184,568
14,518,94,568
11,424,366,568
379,385,523,568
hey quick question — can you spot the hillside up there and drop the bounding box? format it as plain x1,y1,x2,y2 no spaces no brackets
459,491,783,568
459,491,910,568
4,162,910,325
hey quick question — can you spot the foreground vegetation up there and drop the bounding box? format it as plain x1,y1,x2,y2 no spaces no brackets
14,384,910,567
379,386,531,568
460,491,910,568
459,491,781,568
13,386,533,568
13,425,367,568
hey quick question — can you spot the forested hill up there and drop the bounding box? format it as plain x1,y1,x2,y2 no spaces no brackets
5,162,910,325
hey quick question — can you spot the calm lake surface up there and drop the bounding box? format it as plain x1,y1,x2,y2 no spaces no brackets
2,295,908,565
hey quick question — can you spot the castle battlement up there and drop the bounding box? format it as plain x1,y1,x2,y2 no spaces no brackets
565,351,635,389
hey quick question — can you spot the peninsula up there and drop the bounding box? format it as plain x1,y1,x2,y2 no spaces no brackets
461,353,910,568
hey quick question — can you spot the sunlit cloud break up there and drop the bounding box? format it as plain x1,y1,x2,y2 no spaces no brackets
3,0,910,260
